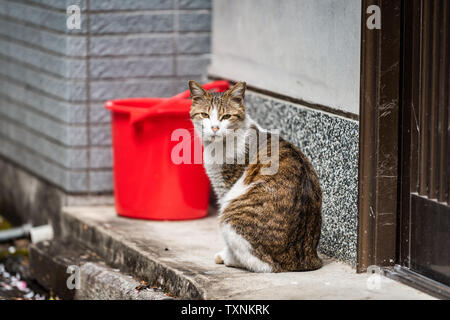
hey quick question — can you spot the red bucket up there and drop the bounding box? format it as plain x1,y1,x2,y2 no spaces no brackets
105,81,229,220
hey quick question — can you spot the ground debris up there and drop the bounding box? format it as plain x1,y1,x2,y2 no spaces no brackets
135,280,177,299
135,280,159,291
0,257,46,300
0,215,50,300
165,292,177,298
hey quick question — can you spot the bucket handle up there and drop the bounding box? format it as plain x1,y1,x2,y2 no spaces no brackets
129,80,230,125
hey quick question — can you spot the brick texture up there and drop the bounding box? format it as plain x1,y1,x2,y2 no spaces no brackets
0,0,212,194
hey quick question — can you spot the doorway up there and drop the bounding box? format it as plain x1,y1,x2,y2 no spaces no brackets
358,0,450,298
399,0,450,288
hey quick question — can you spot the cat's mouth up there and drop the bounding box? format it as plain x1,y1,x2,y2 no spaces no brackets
204,133,230,145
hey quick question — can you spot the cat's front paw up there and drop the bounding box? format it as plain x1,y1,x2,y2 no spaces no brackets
214,252,224,264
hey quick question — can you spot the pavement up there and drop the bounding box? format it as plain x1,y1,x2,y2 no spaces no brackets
53,206,435,300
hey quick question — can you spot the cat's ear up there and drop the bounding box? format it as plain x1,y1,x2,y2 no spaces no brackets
188,80,207,99
227,81,246,104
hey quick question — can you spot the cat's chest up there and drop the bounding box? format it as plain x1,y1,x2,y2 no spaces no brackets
203,161,246,199
202,136,248,199
204,163,228,198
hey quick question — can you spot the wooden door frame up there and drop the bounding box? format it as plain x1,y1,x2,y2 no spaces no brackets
357,0,402,273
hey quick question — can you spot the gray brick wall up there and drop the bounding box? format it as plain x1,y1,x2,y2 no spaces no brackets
0,0,211,193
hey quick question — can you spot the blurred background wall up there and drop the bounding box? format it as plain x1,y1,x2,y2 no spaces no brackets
210,0,361,115
0,0,211,194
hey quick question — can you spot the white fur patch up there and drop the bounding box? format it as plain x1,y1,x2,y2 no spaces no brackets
210,108,219,124
221,224,272,273
219,173,251,215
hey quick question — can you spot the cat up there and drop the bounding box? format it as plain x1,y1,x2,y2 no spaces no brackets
188,80,323,273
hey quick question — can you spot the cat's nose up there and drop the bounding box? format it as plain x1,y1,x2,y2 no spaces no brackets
211,126,219,133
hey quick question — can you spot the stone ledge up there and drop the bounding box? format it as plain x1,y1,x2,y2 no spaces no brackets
59,206,434,300
29,237,102,299
29,238,172,300
76,262,173,300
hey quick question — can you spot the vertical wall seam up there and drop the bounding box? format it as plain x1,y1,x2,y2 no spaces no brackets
85,0,91,193
174,0,180,94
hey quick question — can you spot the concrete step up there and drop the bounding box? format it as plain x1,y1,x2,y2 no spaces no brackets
58,206,435,300
29,238,173,300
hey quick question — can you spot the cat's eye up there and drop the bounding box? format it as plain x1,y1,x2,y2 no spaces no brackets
200,113,209,118
221,114,232,120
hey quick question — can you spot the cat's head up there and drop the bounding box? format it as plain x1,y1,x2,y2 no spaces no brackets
189,80,247,141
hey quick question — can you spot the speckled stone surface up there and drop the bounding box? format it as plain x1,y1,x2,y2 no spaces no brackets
245,91,359,266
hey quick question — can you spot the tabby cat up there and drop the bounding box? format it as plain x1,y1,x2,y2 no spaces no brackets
188,80,322,273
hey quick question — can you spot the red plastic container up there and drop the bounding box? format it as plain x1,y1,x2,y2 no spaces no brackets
105,81,229,220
